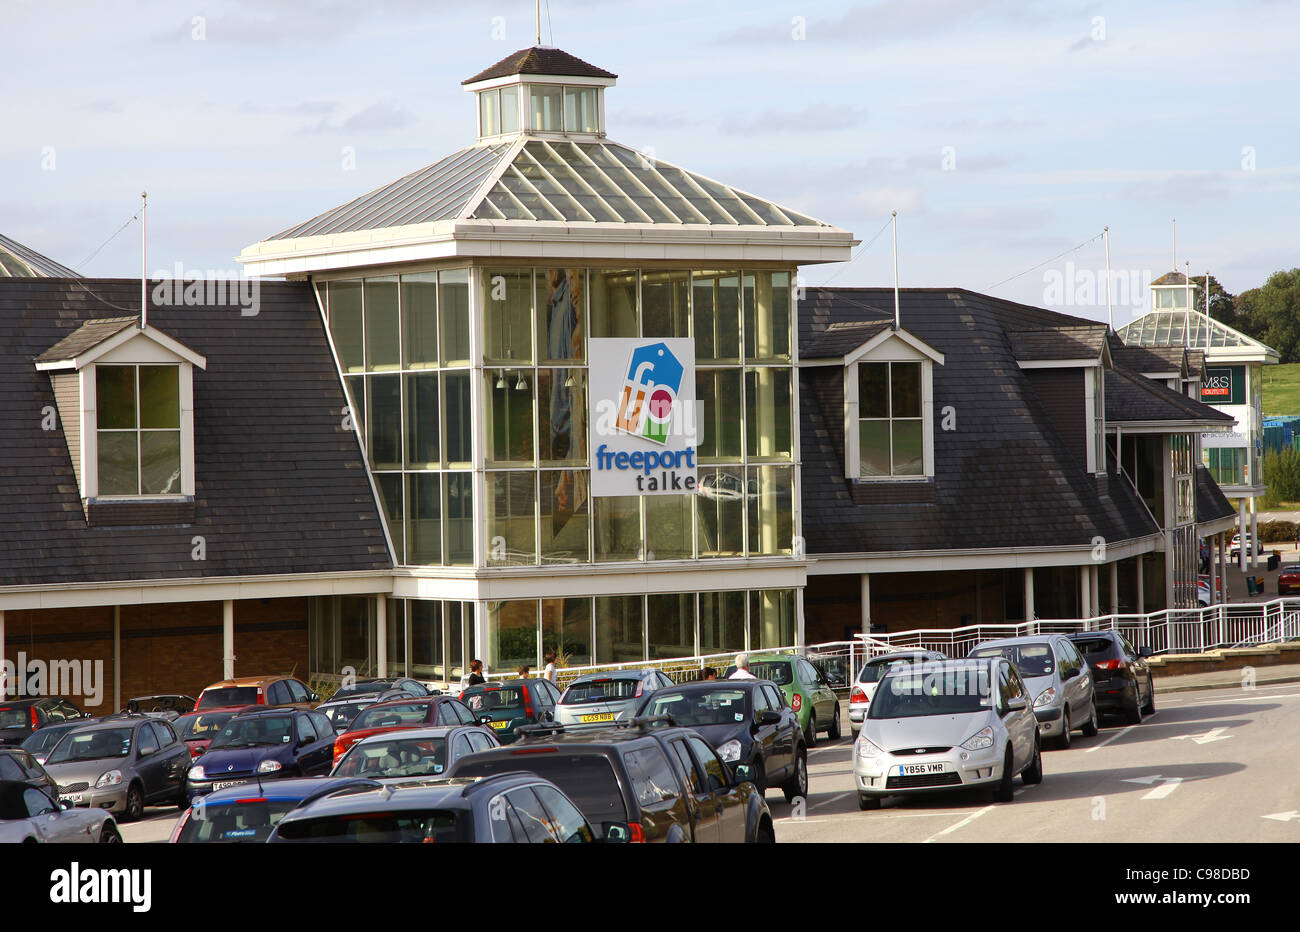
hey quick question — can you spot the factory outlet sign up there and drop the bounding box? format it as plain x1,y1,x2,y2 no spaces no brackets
589,338,698,496
1201,365,1245,405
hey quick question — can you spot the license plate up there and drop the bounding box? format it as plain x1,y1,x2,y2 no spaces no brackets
66,793,84,804
580,713,615,723
212,780,250,791
489,721,509,730
897,763,948,776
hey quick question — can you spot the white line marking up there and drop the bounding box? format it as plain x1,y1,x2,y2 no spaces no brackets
1086,725,1135,752
922,804,994,843
1189,693,1300,705
810,792,851,810
1122,775,1183,799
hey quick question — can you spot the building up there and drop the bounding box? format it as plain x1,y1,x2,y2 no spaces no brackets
0,233,76,278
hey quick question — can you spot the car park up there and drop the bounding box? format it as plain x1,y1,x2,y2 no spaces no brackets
42,716,190,821
269,773,600,843
169,776,380,843
461,679,562,744
636,679,806,802
723,654,841,747
187,707,337,800
0,780,121,843
0,697,90,746
122,694,195,718
173,707,260,760
22,720,98,764
0,747,60,798
554,669,675,729
331,725,500,779
445,718,775,843
195,675,319,712
316,688,410,733
849,650,948,738
968,634,1098,748
328,677,431,702
854,657,1042,810
332,695,482,763
1278,564,1300,595
1066,631,1156,724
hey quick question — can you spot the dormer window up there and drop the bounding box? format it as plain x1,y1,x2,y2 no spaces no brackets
479,85,521,137
95,364,181,495
1154,288,1189,309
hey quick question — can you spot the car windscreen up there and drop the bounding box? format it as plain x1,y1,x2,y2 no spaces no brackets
22,724,80,757
176,800,300,843
321,701,371,730
208,716,295,749
351,703,431,731
747,662,793,685
640,689,751,727
560,679,642,705
176,711,239,741
867,667,994,719
461,687,524,715
46,727,134,764
198,687,260,710
273,809,469,843
453,754,628,822
0,708,34,730
1070,638,1118,658
858,657,927,684
334,736,449,778
969,644,1055,678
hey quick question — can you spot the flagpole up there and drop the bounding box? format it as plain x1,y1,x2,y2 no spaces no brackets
1205,269,1212,351
140,191,147,329
1103,225,1112,330
1184,260,1191,348
891,210,900,331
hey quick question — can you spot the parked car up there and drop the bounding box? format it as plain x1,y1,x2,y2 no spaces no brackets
0,747,60,798
854,656,1042,810
22,720,99,764
1066,631,1156,724
268,772,600,843
461,679,562,744
328,678,431,702
968,635,1098,748
1230,534,1257,561
636,679,807,801
123,694,195,718
445,719,774,843
554,670,676,729
169,776,380,843
332,695,483,764
41,716,190,821
0,697,89,747
1278,564,1300,596
850,651,948,738
723,654,841,747
316,688,410,733
0,780,121,843
331,725,500,780
187,707,337,800
195,675,319,712
173,707,260,760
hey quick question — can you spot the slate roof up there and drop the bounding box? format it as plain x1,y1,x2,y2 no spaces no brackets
1151,271,1191,286
34,315,139,364
1108,341,1185,376
801,320,890,359
1007,325,1107,361
1196,466,1236,524
0,233,77,278
798,288,1180,555
1104,367,1234,425
462,46,617,85
0,278,390,587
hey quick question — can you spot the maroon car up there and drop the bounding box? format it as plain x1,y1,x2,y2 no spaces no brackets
173,706,260,760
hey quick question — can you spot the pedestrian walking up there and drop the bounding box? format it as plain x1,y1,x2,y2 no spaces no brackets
543,651,558,684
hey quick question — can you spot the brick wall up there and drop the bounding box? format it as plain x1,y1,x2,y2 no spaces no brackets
805,571,1010,642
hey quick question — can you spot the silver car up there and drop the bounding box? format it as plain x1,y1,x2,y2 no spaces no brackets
968,635,1098,748
42,717,190,821
849,650,947,738
0,780,121,843
554,669,676,728
330,725,500,780
854,657,1042,809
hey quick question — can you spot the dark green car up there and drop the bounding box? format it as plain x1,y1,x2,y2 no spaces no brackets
459,679,561,744
724,654,841,747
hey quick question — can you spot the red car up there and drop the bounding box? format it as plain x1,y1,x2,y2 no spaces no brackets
173,706,259,760
1279,564,1300,595
332,696,482,764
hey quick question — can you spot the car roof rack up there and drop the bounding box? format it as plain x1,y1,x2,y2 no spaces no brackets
514,722,567,738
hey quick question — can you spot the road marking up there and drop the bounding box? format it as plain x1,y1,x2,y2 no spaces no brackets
1170,726,1232,744
1122,775,1183,799
922,804,994,843
1086,725,1135,752
1188,693,1300,705
810,792,851,810
1262,811,1300,823
778,812,956,826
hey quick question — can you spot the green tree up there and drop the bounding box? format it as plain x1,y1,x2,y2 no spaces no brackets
1194,273,1237,326
1237,269,1300,363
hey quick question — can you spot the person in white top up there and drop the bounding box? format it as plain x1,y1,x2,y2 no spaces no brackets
729,652,757,680
543,651,558,684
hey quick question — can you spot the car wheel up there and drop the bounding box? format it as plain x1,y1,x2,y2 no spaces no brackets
754,818,776,843
992,747,1015,802
1021,736,1043,785
1125,688,1144,725
99,823,122,844
122,783,144,823
857,794,881,811
1142,676,1156,716
1082,701,1099,737
782,748,808,804
1055,708,1071,749
828,704,842,741
803,712,817,749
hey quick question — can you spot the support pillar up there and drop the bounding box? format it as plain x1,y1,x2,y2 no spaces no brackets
1080,565,1092,618
1090,563,1101,618
113,606,121,712
1250,498,1259,570
222,600,235,681
1220,531,1229,603
1023,568,1035,621
1136,554,1145,614
1239,499,1248,572
376,596,387,678
1109,561,1119,615
860,573,871,638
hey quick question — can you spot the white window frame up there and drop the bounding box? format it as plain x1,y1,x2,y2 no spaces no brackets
842,330,942,481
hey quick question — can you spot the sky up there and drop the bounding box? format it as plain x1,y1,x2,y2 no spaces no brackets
4,0,1297,326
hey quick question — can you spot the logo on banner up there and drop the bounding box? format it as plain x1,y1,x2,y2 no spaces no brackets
614,343,684,445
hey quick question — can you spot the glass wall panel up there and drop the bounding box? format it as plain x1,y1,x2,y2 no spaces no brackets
594,496,642,561
542,597,592,666
537,268,585,362
345,375,365,438
487,471,537,565
405,472,441,565
745,367,792,460
589,269,638,338
540,470,590,563
376,472,405,564
401,273,438,369
479,88,500,136
444,473,474,565
696,369,742,460
329,280,364,373
595,595,644,664
500,85,521,134
747,465,793,555
410,600,443,680
748,589,795,650
486,371,535,465
492,600,539,671
693,271,741,362
744,271,791,361
483,269,534,364
645,494,694,560
367,374,402,469
339,596,373,676
439,270,471,366
364,278,400,371
443,372,472,467
699,591,745,655
564,86,598,132
530,85,563,131
697,467,744,556
647,594,695,659
642,270,690,338
385,599,407,676
447,602,468,681
537,368,586,465
404,373,439,469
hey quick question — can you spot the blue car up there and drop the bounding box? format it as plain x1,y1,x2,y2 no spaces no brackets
186,707,337,801
170,776,379,843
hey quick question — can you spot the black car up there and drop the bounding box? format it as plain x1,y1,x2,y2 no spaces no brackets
269,772,599,843
445,718,775,843
635,679,807,802
123,695,196,718
316,688,410,732
0,698,89,746
0,747,60,797
1067,631,1156,724
327,678,431,702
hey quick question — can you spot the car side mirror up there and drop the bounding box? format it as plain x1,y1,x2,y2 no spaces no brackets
58,800,72,811
1005,697,1027,712
732,763,755,785
601,823,631,844
478,715,493,725
1138,646,1153,658
757,710,781,726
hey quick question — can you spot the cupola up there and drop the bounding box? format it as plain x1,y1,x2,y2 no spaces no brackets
462,46,616,141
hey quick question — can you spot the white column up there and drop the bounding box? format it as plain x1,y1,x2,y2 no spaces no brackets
1220,531,1229,603
860,573,871,637
1080,565,1091,618
1250,498,1259,570
113,606,121,712
1090,563,1101,618
1238,499,1248,572
1136,555,1145,614
0,609,5,699
1023,568,1035,621
222,600,235,680
1109,562,1119,615
376,596,388,678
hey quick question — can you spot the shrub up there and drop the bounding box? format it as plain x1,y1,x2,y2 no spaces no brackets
1259,519,1300,543
1261,447,1300,506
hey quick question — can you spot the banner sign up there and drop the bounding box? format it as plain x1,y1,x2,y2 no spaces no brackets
1201,365,1245,405
589,338,697,496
